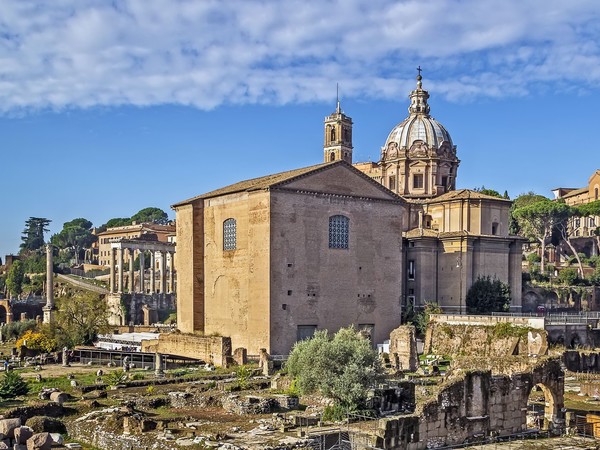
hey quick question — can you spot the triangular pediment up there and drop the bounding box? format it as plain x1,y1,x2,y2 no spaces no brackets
277,162,402,202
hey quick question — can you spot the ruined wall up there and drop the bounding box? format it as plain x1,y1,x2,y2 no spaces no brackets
521,286,600,313
563,351,600,373
356,359,564,450
424,322,548,357
388,325,418,372
141,333,231,367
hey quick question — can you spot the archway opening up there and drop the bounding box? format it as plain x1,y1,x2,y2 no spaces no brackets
0,305,6,324
527,383,555,431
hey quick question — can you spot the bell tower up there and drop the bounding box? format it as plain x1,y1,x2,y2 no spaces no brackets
323,91,353,164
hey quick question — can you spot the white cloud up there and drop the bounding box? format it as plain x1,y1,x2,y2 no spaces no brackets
1,0,600,113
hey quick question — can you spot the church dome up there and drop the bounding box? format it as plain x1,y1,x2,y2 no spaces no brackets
381,74,455,161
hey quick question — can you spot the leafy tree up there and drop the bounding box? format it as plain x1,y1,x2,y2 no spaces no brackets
20,217,51,253
49,292,112,348
555,206,585,277
474,186,503,198
557,268,579,285
406,302,442,336
16,329,57,353
1,320,37,341
286,327,382,411
577,200,600,255
21,253,46,274
513,199,570,273
0,370,29,399
103,217,132,229
5,261,25,297
466,275,511,314
131,207,169,225
51,218,97,264
509,192,549,235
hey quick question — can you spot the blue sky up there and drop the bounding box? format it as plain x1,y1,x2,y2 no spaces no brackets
1,0,600,258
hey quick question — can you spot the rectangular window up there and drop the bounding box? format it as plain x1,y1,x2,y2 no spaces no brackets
388,176,396,190
575,218,581,228
413,174,424,189
441,176,448,187
297,325,317,341
590,218,595,227
223,218,237,250
492,223,498,235
329,215,349,249
408,260,415,280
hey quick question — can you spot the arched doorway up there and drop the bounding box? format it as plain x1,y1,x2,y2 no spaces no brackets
527,383,556,431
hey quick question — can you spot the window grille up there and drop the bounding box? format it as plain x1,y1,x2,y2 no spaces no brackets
329,215,349,249
223,218,236,250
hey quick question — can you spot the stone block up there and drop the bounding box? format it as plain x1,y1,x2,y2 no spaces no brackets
49,392,69,405
233,348,247,366
0,419,21,439
14,427,33,445
49,433,63,445
389,325,419,372
26,433,52,450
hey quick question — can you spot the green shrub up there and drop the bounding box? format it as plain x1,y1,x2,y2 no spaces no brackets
322,404,347,422
557,268,578,285
2,320,37,341
104,369,128,386
236,366,252,390
0,370,29,398
286,327,382,410
466,275,511,313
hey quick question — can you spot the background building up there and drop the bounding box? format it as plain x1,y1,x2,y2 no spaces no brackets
173,73,524,355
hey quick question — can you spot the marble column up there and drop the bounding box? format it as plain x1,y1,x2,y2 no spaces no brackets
139,251,145,294
117,248,124,293
109,247,116,293
160,251,167,294
168,252,175,294
128,248,135,293
43,244,54,324
150,251,156,294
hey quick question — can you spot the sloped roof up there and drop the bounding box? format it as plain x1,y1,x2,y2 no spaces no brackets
561,187,588,199
423,189,511,204
172,160,403,207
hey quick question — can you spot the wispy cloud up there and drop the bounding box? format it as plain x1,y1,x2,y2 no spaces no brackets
1,0,599,113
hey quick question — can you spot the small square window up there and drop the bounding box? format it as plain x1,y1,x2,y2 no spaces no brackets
287,290,293,296
413,174,424,189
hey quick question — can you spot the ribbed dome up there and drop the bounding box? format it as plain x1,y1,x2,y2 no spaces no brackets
385,115,453,150
381,74,455,161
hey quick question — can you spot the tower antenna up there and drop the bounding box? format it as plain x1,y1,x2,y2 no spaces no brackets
336,83,341,113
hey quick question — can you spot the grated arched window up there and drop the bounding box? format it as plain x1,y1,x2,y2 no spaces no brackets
329,215,349,249
223,218,237,250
